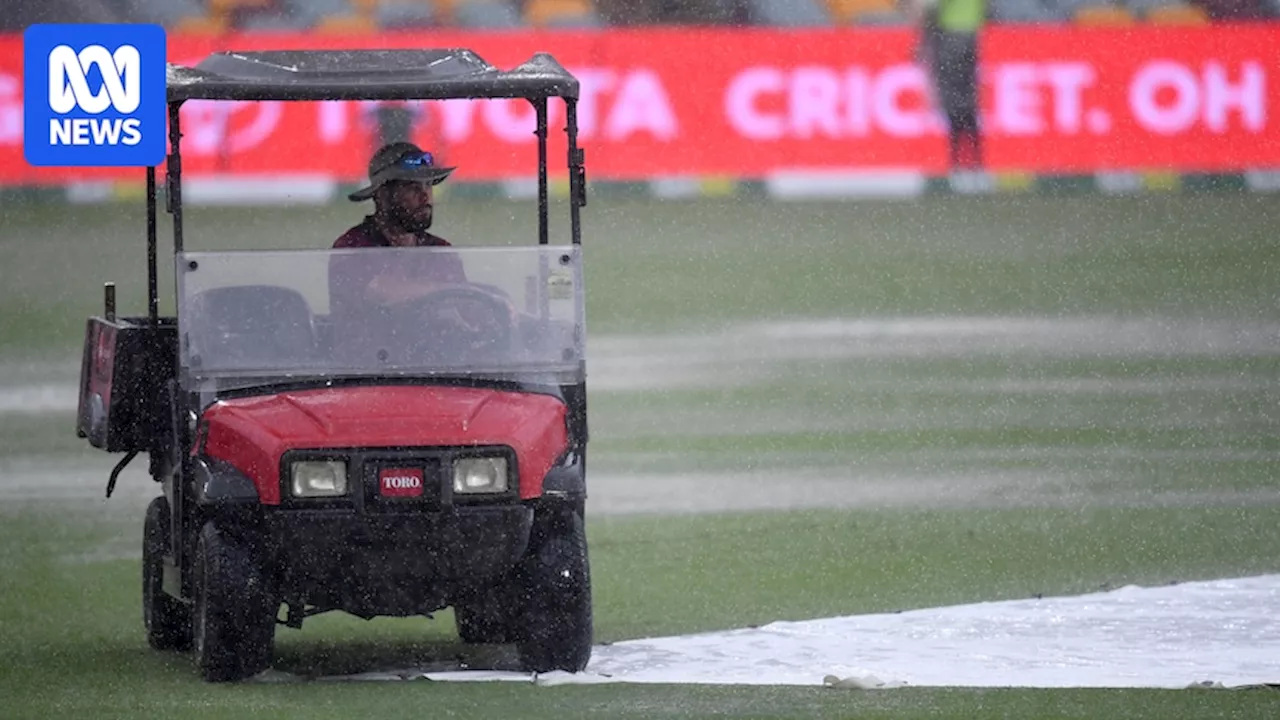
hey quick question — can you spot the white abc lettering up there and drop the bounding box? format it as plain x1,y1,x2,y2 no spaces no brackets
48,44,141,115
384,475,421,489
49,118,143,146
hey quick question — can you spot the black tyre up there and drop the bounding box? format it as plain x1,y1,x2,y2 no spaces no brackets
455,585,515,645
516,509,593,673
142,496,192,651
192,522,277,682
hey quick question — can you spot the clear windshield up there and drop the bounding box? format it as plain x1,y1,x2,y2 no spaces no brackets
175,245,584,391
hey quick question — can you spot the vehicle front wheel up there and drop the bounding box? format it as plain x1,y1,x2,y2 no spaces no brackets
142,497,192,651
515,509,593,673
455,584,515,645
192,522,276,682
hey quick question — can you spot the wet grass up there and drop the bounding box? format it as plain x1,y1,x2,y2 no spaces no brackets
9,675,1279,720
1,193,1278,353
1,194,1278,717
0,413,88,457
587,351,1280,501
2,503,1280,718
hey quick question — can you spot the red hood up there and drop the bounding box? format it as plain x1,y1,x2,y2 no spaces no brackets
199,385,569,504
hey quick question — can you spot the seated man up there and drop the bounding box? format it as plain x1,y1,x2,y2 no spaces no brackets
328,142,512,365
331,141,465,301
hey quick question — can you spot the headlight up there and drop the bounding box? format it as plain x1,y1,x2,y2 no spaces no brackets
291,460,347,497
453,457,508,494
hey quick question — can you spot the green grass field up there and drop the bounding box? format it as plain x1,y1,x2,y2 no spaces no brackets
3,192,1278,350
1,192,1279,718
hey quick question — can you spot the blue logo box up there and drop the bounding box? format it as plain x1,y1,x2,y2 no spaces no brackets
23,24,167,168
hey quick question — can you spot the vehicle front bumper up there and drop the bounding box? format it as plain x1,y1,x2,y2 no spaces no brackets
195,447,537,617
251,503,533,619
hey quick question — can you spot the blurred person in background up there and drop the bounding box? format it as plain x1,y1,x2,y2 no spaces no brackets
907,0,986,171
362,100,453,173
367,100,421,148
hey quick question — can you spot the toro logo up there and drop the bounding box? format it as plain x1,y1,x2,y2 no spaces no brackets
22,24,167,167
379,468,424,498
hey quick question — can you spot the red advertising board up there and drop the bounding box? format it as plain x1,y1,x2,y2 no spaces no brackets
1,25,1278,183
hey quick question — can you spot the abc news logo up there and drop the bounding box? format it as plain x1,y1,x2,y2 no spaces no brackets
48,44,143,147
23,24,166,168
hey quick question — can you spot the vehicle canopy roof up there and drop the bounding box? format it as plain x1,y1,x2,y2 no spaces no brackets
165,48,581,103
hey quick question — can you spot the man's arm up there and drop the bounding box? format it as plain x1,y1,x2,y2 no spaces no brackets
331,225,456,305
332,224,490,311
364,273,451,305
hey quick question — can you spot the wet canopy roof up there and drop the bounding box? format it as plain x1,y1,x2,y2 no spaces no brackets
166,48,579,103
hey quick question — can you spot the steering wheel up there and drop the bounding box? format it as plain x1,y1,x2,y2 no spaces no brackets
381,286,514,366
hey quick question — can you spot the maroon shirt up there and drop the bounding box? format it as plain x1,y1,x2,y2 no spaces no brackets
332,215,465,280
328,216,468,361
333,215,452,251
330,215,467,300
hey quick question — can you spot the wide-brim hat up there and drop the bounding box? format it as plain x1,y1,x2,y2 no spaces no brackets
348,141,456,201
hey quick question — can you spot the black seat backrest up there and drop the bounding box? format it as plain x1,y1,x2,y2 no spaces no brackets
186,285,316,370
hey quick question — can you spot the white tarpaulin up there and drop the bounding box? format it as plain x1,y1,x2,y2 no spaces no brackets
265,574,1280,689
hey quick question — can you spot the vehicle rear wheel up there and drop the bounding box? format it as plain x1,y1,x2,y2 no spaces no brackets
142,497,192,651
515,508,593,673
192,522,277,682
